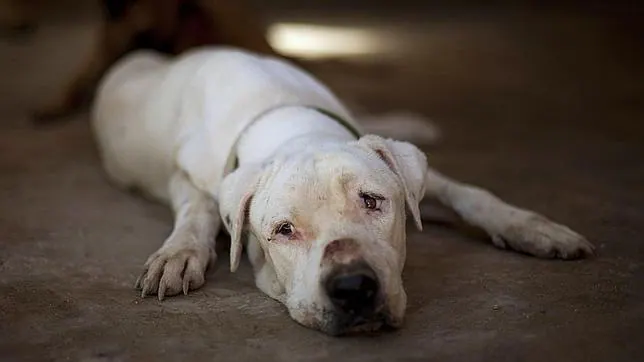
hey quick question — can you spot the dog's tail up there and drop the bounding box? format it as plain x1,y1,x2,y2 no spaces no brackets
358,111,441,146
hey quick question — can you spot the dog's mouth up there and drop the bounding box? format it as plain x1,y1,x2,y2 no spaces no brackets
341,318,387,336
326,311,399,337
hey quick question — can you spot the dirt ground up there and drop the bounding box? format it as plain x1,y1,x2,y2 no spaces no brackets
1,1,643,361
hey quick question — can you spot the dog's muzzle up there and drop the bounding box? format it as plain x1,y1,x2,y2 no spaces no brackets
323,260,385,334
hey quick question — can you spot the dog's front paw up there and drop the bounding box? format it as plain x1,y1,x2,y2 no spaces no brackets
490,213,595,259
135,243,213,300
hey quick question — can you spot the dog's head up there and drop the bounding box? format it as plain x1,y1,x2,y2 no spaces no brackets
219,134,427,335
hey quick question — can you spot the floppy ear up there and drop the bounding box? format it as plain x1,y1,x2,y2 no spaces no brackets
218,164,265,272
357,135,428,230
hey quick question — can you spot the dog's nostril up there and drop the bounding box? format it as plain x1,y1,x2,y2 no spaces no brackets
326,267,379,315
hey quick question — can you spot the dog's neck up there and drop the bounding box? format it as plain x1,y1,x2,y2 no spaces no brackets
236,106,360,165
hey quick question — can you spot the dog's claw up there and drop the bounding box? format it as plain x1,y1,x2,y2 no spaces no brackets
134,270,146,290
183,279,190,296
158,283,166,301
141,282,153,298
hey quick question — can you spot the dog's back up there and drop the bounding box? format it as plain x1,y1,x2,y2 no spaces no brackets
91,47,356,200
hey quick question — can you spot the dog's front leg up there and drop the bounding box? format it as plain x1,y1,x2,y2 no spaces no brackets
136,171,220,300
423,167,595,259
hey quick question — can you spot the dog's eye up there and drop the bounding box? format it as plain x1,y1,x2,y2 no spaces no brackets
275,222,294,236
360,192,384,210
363,195,377,209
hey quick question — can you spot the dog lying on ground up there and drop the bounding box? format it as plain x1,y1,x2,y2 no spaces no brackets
92,46,595,336
33,0,279,121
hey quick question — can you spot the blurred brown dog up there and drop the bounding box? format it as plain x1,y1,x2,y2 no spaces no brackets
0,0,42,35
33,0,282,121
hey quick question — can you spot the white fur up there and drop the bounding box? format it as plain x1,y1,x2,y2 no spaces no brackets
91,46,594,335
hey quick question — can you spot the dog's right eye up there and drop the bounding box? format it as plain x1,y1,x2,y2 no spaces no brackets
275,222,294,236
359,192,384,211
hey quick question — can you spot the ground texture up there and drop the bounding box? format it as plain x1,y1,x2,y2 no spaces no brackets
1,1,643,361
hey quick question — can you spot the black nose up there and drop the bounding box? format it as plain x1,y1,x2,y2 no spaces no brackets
325,263,379,316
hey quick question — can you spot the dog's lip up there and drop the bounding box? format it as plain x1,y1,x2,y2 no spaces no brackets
333,312,396,336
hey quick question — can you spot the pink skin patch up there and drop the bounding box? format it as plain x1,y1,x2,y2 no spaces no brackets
323,239,361,264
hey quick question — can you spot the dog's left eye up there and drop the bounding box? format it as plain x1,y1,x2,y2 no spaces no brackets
275,222,294,236
360,192,384,210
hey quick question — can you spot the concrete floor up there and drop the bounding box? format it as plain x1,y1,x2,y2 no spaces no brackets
1,2,643,361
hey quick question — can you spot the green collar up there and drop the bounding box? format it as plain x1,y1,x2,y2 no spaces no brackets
228,107,361,172
312,107,362,139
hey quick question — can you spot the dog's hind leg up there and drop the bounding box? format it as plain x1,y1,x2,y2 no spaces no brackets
136,171,220,300
421,167,595,259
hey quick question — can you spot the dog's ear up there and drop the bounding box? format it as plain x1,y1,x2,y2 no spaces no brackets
218,164,265,272
357,135,428,230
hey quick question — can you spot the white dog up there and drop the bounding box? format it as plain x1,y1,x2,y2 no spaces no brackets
91,47,594,336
